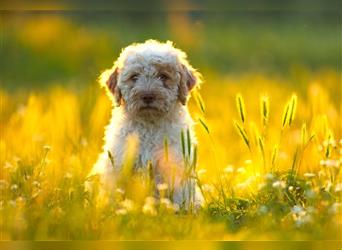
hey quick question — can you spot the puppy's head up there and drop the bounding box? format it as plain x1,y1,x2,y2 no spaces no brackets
99,40,202,119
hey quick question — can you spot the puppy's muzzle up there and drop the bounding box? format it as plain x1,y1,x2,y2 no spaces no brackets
141,93,156,105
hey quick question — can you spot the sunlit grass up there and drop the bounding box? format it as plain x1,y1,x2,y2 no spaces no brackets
0,70,341,240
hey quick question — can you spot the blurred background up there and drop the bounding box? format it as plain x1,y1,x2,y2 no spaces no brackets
1,0,341,91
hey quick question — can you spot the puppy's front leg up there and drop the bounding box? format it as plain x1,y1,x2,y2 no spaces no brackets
154,152,202,210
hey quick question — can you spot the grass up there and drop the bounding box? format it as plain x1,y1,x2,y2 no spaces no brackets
1,69,341,240
0,12,341,240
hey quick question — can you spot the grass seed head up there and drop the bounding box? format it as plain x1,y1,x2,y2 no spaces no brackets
301,123,307,147
198,118,210,134
234,120,250,150
282,101,290,128
236,93,246,123
271,144,279,168
288,94,297,126
260,95,269,126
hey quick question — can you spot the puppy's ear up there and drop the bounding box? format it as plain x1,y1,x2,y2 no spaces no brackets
179,64,202,105
99,67,122,106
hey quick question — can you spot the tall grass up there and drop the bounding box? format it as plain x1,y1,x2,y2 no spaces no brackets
0,71,341,240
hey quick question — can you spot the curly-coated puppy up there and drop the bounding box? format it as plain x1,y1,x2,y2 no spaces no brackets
90,40,203,208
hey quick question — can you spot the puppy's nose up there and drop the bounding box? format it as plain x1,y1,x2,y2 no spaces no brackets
142,93,156,104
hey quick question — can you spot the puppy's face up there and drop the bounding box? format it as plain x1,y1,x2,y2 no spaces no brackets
119,54,181,117
100,40,201,119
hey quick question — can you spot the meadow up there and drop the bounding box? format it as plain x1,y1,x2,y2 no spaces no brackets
0,9,341,241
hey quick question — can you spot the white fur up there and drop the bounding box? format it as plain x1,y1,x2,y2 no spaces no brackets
89,40,203,208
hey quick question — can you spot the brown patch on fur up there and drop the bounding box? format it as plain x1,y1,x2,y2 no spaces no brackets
178,64,200,105
100,67,122,106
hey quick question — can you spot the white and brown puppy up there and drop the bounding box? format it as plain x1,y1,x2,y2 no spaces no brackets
90,40,203,208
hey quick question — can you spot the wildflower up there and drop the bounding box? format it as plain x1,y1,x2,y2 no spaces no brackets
292,205,305,215
64,172,72,179
0,180,9,190
13,156,21,163
115,208,128,215
8,200,16,208
335,183,342,193
325,159,340,168
142,203,157,216
324,181,333,191
83,199,90,209
157,183,168,192
160,198,179,212
53,207,65,219
334,160,340,168
16,197,25,207
143,197,157,216
295,214,313,227
160,198,171,207
328,202,342,215
237,167,246,174
202,184,214,193
318,170,326,178
304,189,316,199
244,176,255,186
265,173,274,180
116,188,125,195
258,183,266,190
43,145,51,151
304,173,316,178
80,138,88,146
272,180,286,189
120,199,135,212
257,205,268,215
197,169,207,177
145,196,157,205
32,181,40,188
288,186,294,191
3,162,13,169
172,203,180,212
244,159,252,165
115,188,125,200
10,184,18,192
223,165,234,174
236,182,247,190
31,189,41,199
328,139,337,148
306,206,316,214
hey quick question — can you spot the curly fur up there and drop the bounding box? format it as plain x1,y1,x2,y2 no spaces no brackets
89,40,203,207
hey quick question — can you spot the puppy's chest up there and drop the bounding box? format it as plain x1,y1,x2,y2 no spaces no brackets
136,128,163,167
133,126,180,168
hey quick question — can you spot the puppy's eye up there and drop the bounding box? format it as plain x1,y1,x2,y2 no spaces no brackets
158,73,169,82
130,74,139,82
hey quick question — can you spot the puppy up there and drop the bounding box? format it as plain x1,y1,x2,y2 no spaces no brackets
89,40,203,208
